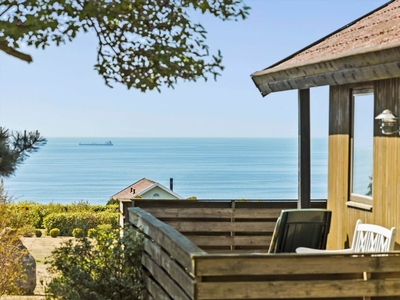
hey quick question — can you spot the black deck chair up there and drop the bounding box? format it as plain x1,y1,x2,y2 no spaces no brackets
268,209,332,253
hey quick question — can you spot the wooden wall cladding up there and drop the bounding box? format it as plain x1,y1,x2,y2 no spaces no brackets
328,78,400,250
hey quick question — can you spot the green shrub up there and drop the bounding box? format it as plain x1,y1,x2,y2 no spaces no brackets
46,227,143,300
96,224,112,233
49,228,60,238
186,196,197,200
43,211,119,236
87,228,97,238
72,228,84,238
35,229,42,237
17,224,35,237
103,204,119,212
106,198,118,206
67,200,92,212
8,202,42,229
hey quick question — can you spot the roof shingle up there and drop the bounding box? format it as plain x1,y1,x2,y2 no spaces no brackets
275,0,400,69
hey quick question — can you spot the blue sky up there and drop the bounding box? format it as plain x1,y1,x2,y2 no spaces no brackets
0,0,388,138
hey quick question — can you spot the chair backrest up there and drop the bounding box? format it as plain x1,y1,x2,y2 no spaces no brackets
268,209,332,253
351,219,397,252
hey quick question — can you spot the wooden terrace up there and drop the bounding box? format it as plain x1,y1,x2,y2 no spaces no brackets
122,200,400,300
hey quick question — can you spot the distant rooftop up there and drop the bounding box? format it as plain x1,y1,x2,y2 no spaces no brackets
110,178,156,200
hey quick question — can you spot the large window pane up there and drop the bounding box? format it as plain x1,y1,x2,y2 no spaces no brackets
352,94,373,197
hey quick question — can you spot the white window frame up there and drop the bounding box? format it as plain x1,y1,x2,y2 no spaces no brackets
347,87,374,211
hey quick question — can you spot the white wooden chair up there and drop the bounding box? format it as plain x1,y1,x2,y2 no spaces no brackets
296,219,396,254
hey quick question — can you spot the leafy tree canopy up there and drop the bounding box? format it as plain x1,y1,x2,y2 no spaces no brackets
0,128,47,178
0,0,250,91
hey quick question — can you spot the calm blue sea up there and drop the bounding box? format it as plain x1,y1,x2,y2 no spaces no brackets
3,138,329,204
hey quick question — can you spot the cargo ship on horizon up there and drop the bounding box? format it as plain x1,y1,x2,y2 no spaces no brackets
79,141,113,146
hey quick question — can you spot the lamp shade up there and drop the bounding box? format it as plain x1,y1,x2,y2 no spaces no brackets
375,109,397,120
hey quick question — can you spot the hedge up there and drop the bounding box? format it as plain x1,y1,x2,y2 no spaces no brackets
43,211,119,236
7,202,119,230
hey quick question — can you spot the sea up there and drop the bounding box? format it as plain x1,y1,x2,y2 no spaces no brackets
3,138,330,204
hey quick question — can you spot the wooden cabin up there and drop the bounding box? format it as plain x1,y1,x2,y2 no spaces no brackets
252,0,400,250
121,2,400,299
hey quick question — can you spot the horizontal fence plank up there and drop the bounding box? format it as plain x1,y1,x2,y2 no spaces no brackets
144,239,195,296
205,249,270,254
194,254,400,276
142,253,192,300
187,236,234,247
147,294,154,300
187,236,271,247
233,208,282,219
233,236,271,247
129,207,206,273
165,221,276,233
142,208,282,219
196,279,400,299
142,208,235,219
130,199,327,209
143,274,171,300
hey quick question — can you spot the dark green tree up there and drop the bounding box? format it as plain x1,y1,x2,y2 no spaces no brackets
0,128,47,178
1,0,250,91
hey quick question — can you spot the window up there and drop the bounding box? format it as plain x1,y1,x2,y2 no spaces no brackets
348,90,374,210
153,193,160,197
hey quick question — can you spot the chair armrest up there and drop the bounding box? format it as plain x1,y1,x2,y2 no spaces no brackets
296,247,354,254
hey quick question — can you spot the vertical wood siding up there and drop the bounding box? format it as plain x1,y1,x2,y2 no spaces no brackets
328,83,355,249
328,78,400,250
373,78,400,246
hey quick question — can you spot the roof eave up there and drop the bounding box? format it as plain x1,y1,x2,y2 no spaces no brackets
251,44,400,96
135,183,185,199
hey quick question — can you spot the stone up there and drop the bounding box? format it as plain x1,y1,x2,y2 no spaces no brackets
0,228,36,295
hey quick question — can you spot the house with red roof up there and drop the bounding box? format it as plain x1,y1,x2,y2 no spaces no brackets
110,177,184,201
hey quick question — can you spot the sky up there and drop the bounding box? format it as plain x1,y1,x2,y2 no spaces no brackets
0,0,389,138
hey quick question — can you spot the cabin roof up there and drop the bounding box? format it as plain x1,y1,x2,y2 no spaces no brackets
110,177,184,200
110,177,156,200
251,0,400,96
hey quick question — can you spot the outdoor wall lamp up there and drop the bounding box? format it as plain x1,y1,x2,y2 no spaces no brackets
375,109,400,135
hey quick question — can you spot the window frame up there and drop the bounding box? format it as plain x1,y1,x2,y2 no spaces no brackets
347,87,374,211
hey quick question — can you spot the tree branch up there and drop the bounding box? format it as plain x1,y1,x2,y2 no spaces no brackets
0,43,32,63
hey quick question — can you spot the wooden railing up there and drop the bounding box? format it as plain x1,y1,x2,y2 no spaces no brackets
129,208,204,299
193,253,400,300
126,200,400,300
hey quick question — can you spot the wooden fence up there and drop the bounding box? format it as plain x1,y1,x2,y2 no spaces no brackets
123,199,326,253
193,254,400,300
126,200,400,300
